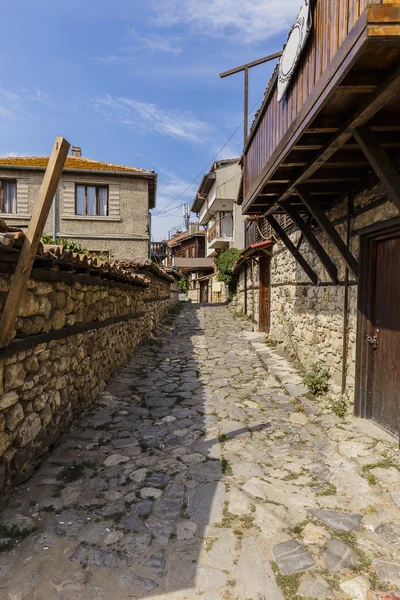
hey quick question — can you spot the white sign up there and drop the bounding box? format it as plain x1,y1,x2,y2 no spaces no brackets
277,0,313,102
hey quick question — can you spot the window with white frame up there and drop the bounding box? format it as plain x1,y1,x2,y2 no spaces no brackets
0,180,17,214
75,184,109,216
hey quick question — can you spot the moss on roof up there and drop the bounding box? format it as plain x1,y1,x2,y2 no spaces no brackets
0,156,150,173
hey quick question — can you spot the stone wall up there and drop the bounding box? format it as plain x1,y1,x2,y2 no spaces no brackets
0,269,178,500
240,183,397,399
231,260,260,327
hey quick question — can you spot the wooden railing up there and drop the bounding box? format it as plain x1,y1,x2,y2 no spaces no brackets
244,0,377,200
245,215,291,248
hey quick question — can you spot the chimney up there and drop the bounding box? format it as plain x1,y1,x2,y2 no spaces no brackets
71,146,82,157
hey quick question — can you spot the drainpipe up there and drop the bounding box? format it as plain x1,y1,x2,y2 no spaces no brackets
342,192,354,395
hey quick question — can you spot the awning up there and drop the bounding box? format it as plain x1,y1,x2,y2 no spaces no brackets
232,240,273,273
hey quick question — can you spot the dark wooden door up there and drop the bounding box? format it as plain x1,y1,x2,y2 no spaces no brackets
370,234,400,434
259,256,271,333
200,281,208,304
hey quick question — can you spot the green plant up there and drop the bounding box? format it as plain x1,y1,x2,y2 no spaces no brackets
329,395,348,418
178,276,188,293
0,523,34,552
302,362,330,397
214,247,241,300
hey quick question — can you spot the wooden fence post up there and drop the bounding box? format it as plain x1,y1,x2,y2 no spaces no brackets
0,136,70,347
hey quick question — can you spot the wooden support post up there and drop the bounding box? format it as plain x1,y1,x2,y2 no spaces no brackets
353,125,400,212
0,137,70,348
282,199,339,283
295,185,359,278
244,66,249,147
266,215,318,285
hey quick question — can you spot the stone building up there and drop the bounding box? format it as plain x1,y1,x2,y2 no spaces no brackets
0,146,157,261
233,0,400,436
166,224,215,303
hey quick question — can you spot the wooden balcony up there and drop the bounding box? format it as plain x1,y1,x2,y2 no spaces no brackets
243,0,400,217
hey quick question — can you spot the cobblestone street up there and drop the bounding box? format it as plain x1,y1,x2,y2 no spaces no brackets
1,304,400,599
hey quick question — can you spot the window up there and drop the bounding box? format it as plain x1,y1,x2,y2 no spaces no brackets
0,180,17,214
75,184,108,216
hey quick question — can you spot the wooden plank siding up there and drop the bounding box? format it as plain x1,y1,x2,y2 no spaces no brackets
243,0,392,202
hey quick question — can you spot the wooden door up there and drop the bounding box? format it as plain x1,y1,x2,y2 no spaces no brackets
200,281,208,304
369,233,400,434
259,255,271,333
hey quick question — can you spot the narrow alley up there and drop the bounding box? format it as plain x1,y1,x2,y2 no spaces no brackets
0,304,400,600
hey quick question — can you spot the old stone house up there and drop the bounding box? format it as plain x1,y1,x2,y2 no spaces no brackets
0,146,157,261
166,224,214,303
233,0,400,436
190,159,244,303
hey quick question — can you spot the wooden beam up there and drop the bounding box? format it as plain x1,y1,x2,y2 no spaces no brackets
220,51,282,78
295,185,359,278
259,63,400,216
266,215,318,285
0,137,70,347
282,199,339,283
352,125,400,212
244,66,249,147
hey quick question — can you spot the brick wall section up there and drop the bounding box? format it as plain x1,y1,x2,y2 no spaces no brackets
0,270,179,500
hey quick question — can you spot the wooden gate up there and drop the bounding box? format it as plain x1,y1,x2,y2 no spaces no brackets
200,280,209,304
259,255,271,333
356,218,400,436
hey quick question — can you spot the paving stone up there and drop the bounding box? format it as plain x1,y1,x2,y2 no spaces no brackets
188,481,226,525
189,460,222,483
297,575,335,599
373,593,400,599
119,514,149,533
236,536,284,600
147,481,185,545
51,569,88,591
207,537,235,570
372,559,400,587
176,519,197,540
140,487,163,499
273,539,315,575
389,490,400,510
376,521,400,548
340,575,370,600
103,454,130,467
120,573,158,593
131,499,153,516
196,566,227,593
309,509,362,531
231,461,264,478
323,538,358,571
144,549,165,579
301,522,329,547
69,543,130,568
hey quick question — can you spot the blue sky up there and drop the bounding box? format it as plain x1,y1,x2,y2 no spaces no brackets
0,0,302,240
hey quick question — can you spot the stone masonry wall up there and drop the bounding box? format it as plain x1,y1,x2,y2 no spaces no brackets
269,183,397,398
0,270,178,500
231,260,260,327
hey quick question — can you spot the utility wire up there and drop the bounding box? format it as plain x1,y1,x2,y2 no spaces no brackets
152,93,264,218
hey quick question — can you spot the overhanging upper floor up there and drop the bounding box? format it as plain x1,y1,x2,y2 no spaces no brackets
242,1,400,219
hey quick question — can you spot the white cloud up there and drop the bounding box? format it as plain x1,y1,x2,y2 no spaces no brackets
153,0,301,43
92,95,212,143
127,29,182,55
0,88,23,119
30,89,50,102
